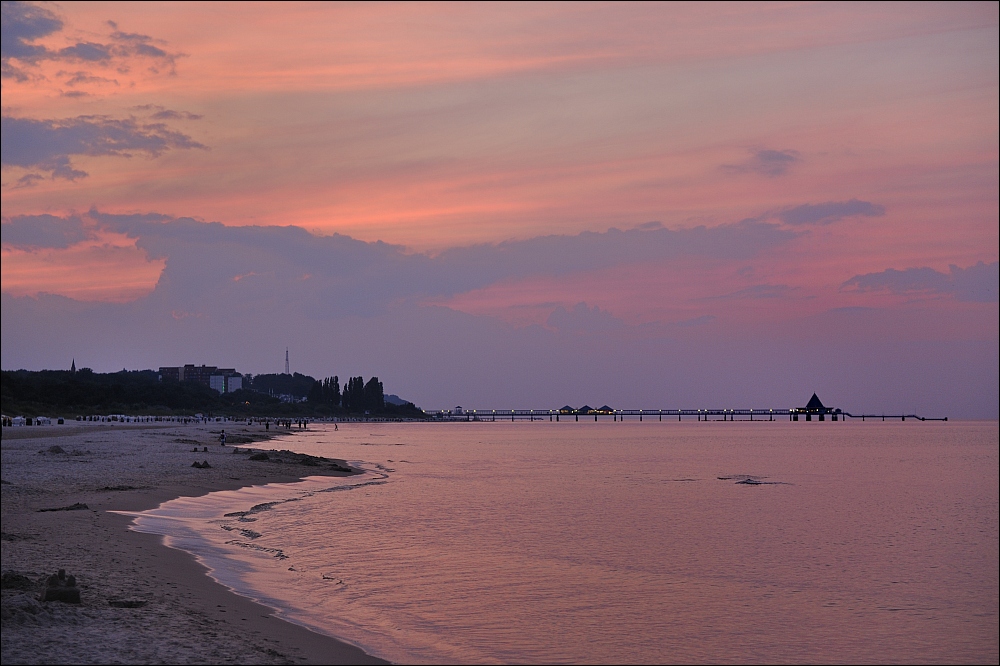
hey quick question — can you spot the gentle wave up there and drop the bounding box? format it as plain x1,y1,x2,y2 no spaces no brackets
129,422,998,664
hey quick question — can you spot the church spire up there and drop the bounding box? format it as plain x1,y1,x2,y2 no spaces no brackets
71,358,76,373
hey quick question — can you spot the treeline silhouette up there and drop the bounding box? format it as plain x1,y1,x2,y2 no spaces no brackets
2,369,423,418
306,375,385,413
249,373,405,415
248,372,316,398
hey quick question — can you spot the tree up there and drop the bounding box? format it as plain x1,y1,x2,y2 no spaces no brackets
342,376,364,412
363,376,384,412
250,372,316,398
323,375,340,407
307,380,324,404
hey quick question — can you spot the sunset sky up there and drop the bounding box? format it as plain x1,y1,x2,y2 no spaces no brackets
2,1,997,417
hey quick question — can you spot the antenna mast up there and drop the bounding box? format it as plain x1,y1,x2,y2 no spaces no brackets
285,348,290,375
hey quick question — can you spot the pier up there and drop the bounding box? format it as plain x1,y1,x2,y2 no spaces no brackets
429,395,946,422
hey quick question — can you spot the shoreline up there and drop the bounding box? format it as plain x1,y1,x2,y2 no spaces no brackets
1,422,388,665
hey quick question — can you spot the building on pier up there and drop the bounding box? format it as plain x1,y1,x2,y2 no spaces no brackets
556,405,615,416
791,393,842,421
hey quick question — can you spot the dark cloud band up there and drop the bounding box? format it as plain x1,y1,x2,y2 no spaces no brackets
778,199,886,226
843,262,999,303
0,214,92,249
1,115,207,181
2,211,797,316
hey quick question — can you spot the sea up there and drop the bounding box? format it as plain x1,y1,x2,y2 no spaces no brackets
131,420,998,664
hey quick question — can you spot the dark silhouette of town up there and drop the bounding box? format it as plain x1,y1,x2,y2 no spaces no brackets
1,365,422,419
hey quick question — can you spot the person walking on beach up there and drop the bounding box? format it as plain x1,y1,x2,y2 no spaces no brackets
219,430,226,446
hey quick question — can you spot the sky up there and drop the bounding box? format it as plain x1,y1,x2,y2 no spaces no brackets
1,1,997,417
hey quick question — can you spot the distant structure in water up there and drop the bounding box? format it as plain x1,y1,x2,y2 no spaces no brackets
791,393,837,421
429,392,946,422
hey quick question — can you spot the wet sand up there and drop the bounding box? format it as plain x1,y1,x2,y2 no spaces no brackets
0,421,387,665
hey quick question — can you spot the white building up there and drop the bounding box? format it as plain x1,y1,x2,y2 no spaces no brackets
210,374,243,393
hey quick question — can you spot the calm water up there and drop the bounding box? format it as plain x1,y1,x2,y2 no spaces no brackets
132,421,998,664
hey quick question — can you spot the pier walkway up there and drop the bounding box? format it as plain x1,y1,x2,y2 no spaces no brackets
430,408,946,422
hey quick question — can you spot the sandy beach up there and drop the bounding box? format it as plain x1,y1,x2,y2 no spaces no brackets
0,421,387,665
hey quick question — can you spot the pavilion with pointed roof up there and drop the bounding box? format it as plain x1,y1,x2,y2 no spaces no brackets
791,393,842,421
